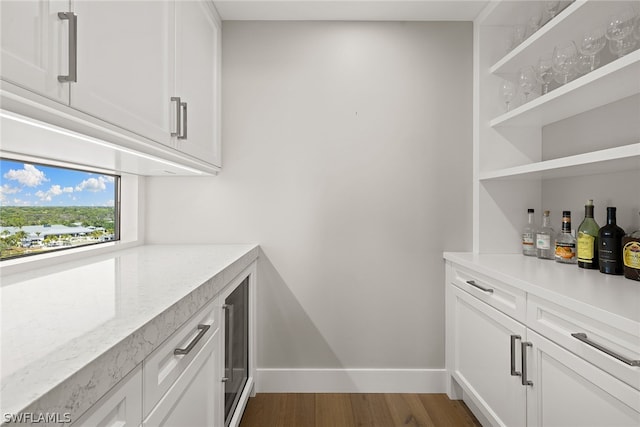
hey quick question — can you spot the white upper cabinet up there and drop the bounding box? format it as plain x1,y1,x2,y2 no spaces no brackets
0,0,222,174
0,0,70,104
173,0,221,167
71,0,174,146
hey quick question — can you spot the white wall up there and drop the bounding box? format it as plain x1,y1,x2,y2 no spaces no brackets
145,21,472,386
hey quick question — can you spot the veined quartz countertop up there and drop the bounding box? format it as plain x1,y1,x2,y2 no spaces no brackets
0,244,259,425
443,252,640,324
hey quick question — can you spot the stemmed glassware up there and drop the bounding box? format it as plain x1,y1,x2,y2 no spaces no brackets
608,33,637,57
518,67,537,102
500,79,517,112
605,9,636,55
534,56,554,95
577,27,606,73
552,41,577,85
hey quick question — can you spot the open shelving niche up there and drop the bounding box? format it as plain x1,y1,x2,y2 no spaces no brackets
473,0,640,258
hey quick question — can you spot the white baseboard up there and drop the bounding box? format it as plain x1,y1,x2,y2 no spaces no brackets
256,368,446,393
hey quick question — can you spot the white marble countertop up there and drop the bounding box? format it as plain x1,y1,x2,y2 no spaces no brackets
0,244,259,425
443,252,640,324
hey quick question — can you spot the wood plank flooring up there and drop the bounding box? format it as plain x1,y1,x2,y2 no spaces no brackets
239,393,482,427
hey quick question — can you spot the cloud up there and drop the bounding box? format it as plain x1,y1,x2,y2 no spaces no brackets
75,177,108,192
35,185,73,202
0,184,21,202
3,164,48,187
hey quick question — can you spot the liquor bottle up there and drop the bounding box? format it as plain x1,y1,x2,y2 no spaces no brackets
598,207,625,275
522,208,537,256
577,199,599,269
555,211,577,264
536,210,555,260
622,211,640,281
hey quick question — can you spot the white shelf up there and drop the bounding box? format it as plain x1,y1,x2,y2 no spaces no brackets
479,142,640,181
489,49,640,128
489,0,619,75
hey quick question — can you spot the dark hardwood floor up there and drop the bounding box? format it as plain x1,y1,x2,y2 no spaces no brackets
239,393,482,427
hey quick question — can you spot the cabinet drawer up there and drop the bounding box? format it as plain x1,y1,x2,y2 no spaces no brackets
72,365,142,427
527,294,640,391
143,297,219,417
447,263,526,323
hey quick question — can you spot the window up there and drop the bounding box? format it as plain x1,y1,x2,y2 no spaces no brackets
0,158,120,261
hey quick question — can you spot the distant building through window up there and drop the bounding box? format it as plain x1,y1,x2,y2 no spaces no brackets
0,158,120,260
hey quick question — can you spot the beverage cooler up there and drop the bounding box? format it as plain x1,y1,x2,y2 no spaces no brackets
223,276,249,427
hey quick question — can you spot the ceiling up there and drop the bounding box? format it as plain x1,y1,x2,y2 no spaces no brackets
212,0,489,21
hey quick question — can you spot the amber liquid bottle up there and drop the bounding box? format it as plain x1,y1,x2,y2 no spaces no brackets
598,207,625,275
622,212,640,281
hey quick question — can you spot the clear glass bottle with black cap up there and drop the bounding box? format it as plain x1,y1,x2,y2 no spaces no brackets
598,207,625,275
522,208,537,256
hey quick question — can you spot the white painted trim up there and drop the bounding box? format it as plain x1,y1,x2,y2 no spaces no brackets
256,368,446,394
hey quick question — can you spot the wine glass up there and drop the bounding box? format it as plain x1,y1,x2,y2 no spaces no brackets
605,9,636,54
500,79,517,112
525,9,543,38
534,56,553,95
575,53,600,75
518,67,537,102
552,41,577,85
577,27,606,72
608,33,637,57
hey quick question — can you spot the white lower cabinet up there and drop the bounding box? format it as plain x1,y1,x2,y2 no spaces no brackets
526,330,640,427
72,365,143,427
446,261,640,427
450,285,526,427
143,328,221,426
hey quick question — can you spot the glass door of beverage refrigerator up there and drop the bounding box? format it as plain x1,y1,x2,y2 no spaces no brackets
223,277,249,426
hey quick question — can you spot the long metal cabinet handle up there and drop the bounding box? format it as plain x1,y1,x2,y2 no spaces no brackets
510,335,521,376
179,101,187,139
171,97,182,137
465,280,494,294
521,342,533,386
571,333,640,367
223,304,235,383
174,324,210,355
58,12,77,82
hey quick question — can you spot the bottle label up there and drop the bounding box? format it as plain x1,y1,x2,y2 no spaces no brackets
555,242,576,260
623,241,640,269
599,238,620,260
577,233,595,263
522,232,534,246
536,234,551,250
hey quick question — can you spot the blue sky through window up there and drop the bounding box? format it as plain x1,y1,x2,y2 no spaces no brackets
0,159,116,207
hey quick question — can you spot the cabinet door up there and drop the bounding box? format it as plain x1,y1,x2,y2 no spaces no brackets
143,328,222,427
72,365,142,427
71,0,174,145
450,285,527,427
0,0,70,103
174,0,221,166
526,330,640,427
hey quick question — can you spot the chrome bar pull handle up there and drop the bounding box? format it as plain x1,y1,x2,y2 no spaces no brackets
174,324,210,355
510,335,521,376
179,101,188,140
571,333,640,367
58,12,77,82
171,97,182,137
465,280,494,294
521,341,533,386
223,304,235,383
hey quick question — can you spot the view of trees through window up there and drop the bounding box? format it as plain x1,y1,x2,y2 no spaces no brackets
0,159,119,260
